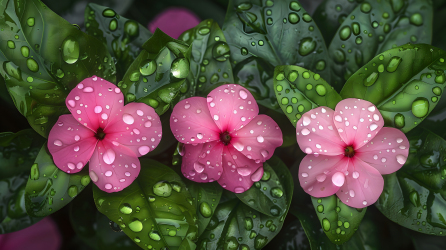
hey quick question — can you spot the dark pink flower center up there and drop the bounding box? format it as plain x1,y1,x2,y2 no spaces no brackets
95,127,106,140
220,131,231,145
344,145,355,158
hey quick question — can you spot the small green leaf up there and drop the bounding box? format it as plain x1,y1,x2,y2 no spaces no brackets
274,65,342,127
120,29,190,115
223,0,331,111
236,156,293,218
327,0,433,90
93,159,198,249
24,143,90,217
311,195,367,245
178,19,234,99
375,128,446,235
0,0,116,137
340,44,446,133
85,3,153,81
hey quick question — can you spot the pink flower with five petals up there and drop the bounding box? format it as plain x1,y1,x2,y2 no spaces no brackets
170,84,283,193
296,98,409,208
48,76,162,193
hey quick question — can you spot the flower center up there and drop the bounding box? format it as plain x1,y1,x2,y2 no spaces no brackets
220,131,231,145
95,128,106,140
344,145,355,158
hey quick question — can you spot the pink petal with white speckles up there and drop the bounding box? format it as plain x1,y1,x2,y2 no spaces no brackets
105,103,162,157
355,127,409,175
217,146,263,193
296,106,346,156
48,114,97,174
89,139,140,193
299,154,349,197
333,99,384,149
230,115,282,163
170,97,220,145
336,157,384,208
65,76,124,132
181,141,224,183
206,84,259,133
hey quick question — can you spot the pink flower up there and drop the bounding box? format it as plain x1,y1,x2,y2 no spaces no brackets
148,7,200,39
296,98,409,208
48,76,162,193
170,84,283,193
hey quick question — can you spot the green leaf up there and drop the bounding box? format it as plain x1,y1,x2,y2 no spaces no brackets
178,19,234,99
0,0,116,138
311,195,367,245
223,0,331,110
120,29,191,115
340,44,446,133
236,156,293,218
24,143,91,217
375,128,446,235
93,159,198,250
327,0,433,90
85,3,153,81
184,180,222,237
274,65,342,127
266,218,311,250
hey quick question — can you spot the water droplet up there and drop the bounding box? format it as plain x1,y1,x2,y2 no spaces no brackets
198,27,210,35
138,146,150,155
332,172,345,187
27,17,35,27
153,181,172,197
299,37,316,56
128,219,143,232
271,187,283,198
62,36,79,64
322,218,331,231
387,57,402,73
149,231,161,241
200,202,212,218
288,13,300,24
103,149,116,165
30,163,39,180
235,187,245,193
171,58,190,78
411,98,429,118
109,19,118,31
89,171,98,182
256,135,264,143
339,26,351,40
410,13,423,26
360,2,372,13
68,185,78,198
26,58,39,72
315,85,327,96
123,113,134,124
124,20,139,37
212,41,230,62
102,9,116,17
239,89,248,99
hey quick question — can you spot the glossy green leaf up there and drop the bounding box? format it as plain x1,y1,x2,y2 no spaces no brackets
85,3,153,81
375,128,446,235
120,29,191,115
266,218,311,250
178,19,234,99
311,195,367,245
223,0,331,110
93,159,198,250
184,180,222,237
274,65,342,127
0,173,42,234
313,0,361,44
24,143,91,217
340,44,446,133
236,156,293,218
0,0,116,138
328,0,433,90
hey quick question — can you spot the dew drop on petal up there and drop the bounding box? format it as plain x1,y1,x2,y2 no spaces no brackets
83,87,94,93
54,140,63,146
335,115,342,122
363,201,367,206
239,89,248,99
136,110,144,116
67,163,75,170
105,184,112,190
123,113,134,124
332,172,345,187
316,174,326,182
68,100,75,108
352,171,359,179
76,162,83,169
90,171,99,182
94,106,102,114
234,187,245,193
301,128,310,136
302,116,311,126
301,172,309,177
213,115,219,121
349,190,355,197
368,106,375,112
197,133,203,139
184,104,191,109
237,167,251,176
207,96,213,102
396,154,407,164
133,128,140,135
144,121,152,128
305,147,312,154
261,150,269,158
125,172,131,177
74,146,79,152
105,171,113,177
257,135,264,143
138,146,150,155
251,168,263,182
101,113,108,120
114,88,121,94
370,123,378,131
373,114,379,121
396,138,403,143
103,149,116,164
77,83,84,89
233,142,244,151
194,162,205,173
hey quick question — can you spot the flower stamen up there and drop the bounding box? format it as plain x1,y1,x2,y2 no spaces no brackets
344,145,355,158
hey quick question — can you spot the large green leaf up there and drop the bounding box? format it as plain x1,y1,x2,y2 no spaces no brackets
85,3,153,81
327,0,433,90
120,29,191,115
223,0,331,111
24,143,91,217
375,128,446,235
340,44,446,133
0,0,116,138
274,65,342,127
236,156,293,218
178,19,234,99
311,195,367,245
93,159,198,250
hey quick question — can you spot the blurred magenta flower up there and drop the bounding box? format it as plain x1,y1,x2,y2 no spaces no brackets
0,218,61,250
170,84,283,193
296,98,409,208
148,7,200,39
48,76,162,193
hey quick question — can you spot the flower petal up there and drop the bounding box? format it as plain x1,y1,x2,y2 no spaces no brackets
336,157,384,208
181,141,224,183
207,84,259,133
65,76,125,132
105,103,162,157
333,98,384,148
89,139,140,193
299,154,349,197
296,107,345,156
170,97,221,144
230,115,282,163
218,146,263,193
355,127,409,174
48,114,97,173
